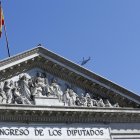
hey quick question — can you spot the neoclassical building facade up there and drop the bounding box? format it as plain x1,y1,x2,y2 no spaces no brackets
0,46,139,140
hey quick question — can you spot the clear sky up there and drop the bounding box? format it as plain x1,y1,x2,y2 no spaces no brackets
0,0,140,96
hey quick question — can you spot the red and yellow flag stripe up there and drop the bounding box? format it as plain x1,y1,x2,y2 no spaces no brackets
0,4,4,38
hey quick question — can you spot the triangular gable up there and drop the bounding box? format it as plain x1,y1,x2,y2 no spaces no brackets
0,46,139,108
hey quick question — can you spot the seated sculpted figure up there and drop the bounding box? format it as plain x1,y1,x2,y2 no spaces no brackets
92,98,98,107
97,98,105,107
75,96,82,106
85,93,93,107
63,89,77,106
49,79,63,101
75,93,87,107
12,88,31,104
33,72,50,97
104,99,112,107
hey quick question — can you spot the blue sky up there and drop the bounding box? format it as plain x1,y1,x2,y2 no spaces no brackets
0,0,140,95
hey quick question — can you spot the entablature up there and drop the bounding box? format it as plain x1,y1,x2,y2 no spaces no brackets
0,105,139,123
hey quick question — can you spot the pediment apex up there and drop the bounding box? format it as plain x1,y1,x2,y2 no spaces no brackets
0,46,139,108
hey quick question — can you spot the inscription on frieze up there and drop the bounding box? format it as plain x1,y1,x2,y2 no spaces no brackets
0,124,111,139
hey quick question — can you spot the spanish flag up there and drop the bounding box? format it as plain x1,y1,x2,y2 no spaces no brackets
0,2,4,38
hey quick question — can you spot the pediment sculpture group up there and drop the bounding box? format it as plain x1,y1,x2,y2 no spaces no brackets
0,72,119,108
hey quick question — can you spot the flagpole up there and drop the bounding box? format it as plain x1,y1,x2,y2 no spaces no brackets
0,1,11,57
3,22,10,57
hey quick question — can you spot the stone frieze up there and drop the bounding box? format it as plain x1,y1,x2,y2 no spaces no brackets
0,70,119,108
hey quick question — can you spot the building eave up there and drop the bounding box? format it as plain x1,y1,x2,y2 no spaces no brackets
0,46,139,106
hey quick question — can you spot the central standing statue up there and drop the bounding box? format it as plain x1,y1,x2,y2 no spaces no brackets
18,75,32,101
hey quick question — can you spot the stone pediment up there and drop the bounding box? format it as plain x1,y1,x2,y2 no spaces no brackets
0,46,139,109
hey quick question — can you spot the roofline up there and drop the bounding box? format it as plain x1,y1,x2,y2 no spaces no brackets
0,46,41,67
38,47,140,102
0,46,140,103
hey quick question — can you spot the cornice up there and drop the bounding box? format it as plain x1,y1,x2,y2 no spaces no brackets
0,47,40,67
0,105,139,123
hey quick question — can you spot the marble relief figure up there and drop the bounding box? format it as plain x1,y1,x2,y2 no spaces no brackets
3,80,13,104
85,93,93,107
0,71,119,108
18,75,32,101
32,72,45,97
49,79,63,101
63,89,77,106
12,87,31,105
0,87,7,104
33,72,51,97
63,89,71,106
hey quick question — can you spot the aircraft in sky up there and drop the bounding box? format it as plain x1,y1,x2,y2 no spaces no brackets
80,57,91,66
